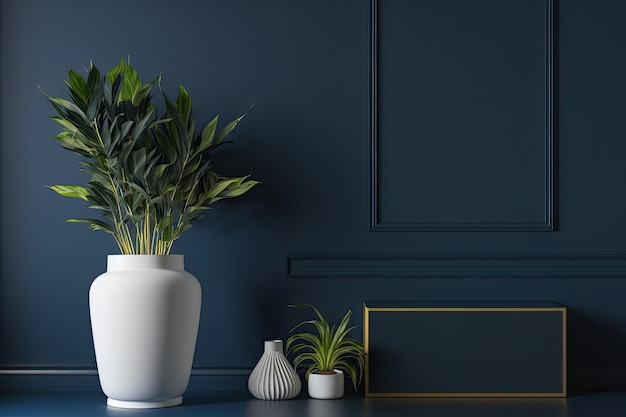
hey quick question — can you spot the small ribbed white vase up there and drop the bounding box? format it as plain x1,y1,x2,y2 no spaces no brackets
248,340,301,400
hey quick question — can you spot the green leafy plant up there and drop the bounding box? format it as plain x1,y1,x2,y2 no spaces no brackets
41,59,259,254
286,304,365,391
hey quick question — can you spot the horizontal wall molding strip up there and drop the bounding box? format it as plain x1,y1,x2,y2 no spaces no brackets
288,254,626,278
0,367,251,376
0,368,252,392
0,369,97,375
2,366,617,393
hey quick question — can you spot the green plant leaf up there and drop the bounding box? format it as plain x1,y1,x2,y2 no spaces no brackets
209,178,260,202
134,76,159,104
86,63,101,90
198,115,219,153
47,92,89,117
176,85,192,124
204,178,242,199
330,311,355,351
48,185,90,201
130,107,156,144
67,218,115,234
215,114,245,145
106,58,125,85
334,360,360,391
119,61,142,104
65,68,90,108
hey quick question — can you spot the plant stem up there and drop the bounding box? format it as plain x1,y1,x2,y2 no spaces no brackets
94,121,135,254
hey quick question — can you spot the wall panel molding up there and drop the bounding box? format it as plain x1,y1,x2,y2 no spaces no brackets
2,362,622,393
369,0,556,232
0,367,251,392
288,254,626,278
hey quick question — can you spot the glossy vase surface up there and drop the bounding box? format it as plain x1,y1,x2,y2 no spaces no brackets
248,340,301,400
89,255,201,409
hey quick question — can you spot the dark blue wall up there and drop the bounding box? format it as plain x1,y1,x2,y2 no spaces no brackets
2,0,626,393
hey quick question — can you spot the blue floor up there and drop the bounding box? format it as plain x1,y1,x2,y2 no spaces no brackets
2,392,626,417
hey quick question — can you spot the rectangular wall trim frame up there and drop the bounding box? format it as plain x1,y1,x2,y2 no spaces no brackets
369,0,556,232
287,254,626,278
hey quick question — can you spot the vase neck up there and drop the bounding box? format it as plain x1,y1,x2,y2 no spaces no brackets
107,255,185,271
264,340,283,353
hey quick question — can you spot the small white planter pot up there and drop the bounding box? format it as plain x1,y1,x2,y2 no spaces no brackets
89,255,201,409
307,369,344,399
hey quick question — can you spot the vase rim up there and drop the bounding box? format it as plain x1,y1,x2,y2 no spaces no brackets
107,254,184,257
264,340,284,352
107,254,185,271
311,369,344,376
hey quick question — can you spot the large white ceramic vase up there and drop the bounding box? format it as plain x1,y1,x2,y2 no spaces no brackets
89,255,201,409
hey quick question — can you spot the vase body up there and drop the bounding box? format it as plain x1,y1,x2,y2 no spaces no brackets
89,255,201,409
248,340,301,400
308,369,344,399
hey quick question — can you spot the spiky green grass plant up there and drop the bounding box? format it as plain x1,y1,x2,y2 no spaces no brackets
41,59,259,254
286,304,365,391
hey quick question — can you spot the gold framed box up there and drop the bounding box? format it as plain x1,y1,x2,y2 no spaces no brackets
364,302,567,398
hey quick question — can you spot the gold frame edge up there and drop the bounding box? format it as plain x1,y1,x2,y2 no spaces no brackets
363,304,567,398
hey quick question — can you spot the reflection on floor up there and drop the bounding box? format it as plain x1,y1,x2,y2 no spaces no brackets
2,391,625,416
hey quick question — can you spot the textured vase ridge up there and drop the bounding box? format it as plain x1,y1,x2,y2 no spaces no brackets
248,340,301,400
